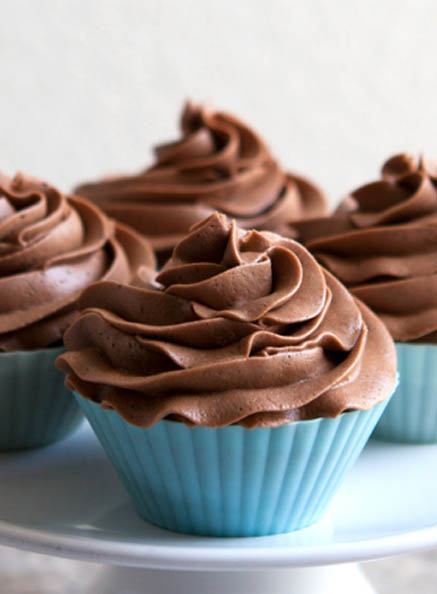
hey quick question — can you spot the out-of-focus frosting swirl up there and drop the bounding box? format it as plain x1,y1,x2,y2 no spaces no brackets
292,154,437,343
0,173,156,351
57,212,396,428
75,102,326,262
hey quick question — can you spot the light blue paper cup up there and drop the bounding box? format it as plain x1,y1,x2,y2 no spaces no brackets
76,394,392,537
0,347,83,451
373,343,437,444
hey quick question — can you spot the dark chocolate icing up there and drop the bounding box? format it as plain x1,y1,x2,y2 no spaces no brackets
0,173,155,351
76,102,326,262
292,154,437,342
57,213,396,428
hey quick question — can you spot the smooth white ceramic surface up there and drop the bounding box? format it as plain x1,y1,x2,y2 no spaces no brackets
0,422,436,571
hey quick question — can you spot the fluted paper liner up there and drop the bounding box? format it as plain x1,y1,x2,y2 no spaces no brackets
0,347,83,450
373,343,437,444
76,396,391,536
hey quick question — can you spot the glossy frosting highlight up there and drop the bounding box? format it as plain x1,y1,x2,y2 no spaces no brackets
0,173,156,351
75,102,326,260
292,154,437,343
57,213,396,428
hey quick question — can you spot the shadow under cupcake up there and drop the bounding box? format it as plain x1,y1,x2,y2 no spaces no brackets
57,212,397,536
0,172,155,450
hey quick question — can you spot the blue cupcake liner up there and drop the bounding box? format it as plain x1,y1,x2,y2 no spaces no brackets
76,395,391,537
0,347,83,451
373,343,437,444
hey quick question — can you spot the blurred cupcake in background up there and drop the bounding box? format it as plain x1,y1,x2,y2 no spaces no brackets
0,172,155,450
292,154,437,443
75,101,327,264
57,212,397,536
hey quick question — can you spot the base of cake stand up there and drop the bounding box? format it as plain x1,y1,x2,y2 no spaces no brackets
84,564,375,594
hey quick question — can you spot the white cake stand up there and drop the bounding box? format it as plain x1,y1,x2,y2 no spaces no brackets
0,422,436,594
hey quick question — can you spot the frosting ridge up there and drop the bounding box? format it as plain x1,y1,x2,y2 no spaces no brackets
0,173,155,351
57,212,396,428
75,102,326,261
293,154,437,342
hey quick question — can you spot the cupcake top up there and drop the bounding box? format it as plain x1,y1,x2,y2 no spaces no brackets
57,212,396,428
75,101,327,262
293,154,437,343
0,173,155,351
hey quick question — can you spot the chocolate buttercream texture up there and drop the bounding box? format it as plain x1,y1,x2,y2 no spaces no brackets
293,154,437,343
57,213,396,428
0,173,155,351
75,102,326,260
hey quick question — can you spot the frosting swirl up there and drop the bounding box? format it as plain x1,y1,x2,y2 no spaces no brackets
75,102,326,262
292,154,437,343
57,212,396,428
0,173,155,351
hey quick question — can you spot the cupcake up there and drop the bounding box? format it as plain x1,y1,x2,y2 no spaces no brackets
57,212,396,536
0,172,155,450
75,101,327,264
292,154,437,443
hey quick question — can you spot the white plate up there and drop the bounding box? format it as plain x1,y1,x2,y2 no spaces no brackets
0,422,436,570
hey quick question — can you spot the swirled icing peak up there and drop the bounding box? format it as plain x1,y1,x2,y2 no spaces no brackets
292,154,437,342
57,212,396,428
0,172,156,351
75,101,326,261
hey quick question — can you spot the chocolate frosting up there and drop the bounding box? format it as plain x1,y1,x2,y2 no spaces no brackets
75,102,326,262
57,212,396,428
0,173,155,351
292,154,437,343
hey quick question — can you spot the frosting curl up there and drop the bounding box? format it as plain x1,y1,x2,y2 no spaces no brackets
57,212,396,428
0,173,155,351
292,154,437,343
75,102,326,262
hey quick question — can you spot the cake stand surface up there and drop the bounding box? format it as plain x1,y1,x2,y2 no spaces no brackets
0,422,436,594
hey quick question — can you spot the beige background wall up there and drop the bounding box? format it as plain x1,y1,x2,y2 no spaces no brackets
2,0,437,206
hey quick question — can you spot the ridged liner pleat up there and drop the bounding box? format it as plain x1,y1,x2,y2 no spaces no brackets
373,343,437,444
0,347,83,450
77,395,391,537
